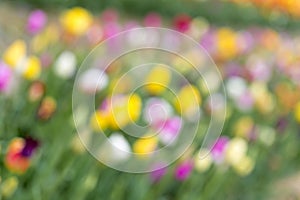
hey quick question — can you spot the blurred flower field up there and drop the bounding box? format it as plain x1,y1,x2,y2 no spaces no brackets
1,1,300,200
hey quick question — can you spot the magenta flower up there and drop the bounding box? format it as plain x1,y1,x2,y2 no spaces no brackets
156,116,182,145
174,14,191,33
150,164,167,183
247,59,271,82
144,13,162,27
211,136,229,164
103,22,121,38
200,29,216,53
236,90,254,111
0,62,12,92
175,160,194,181
27,10,47,34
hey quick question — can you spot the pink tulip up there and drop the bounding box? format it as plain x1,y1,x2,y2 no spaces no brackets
27,10,47,34
211,136,229,164
156,116,182,145
144,13,162,27
0,62,12,92
174,160,194,181
150,164,167,183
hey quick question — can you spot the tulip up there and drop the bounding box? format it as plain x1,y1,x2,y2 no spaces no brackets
28,81,45,102
175,85,201,117
60,7,93,36
174,14,191,33
3,40,26,68
108,133,131,162
27,10,47,34
23,56,41,80
216,28,238,60
108,94,142,129
90,110,109,132
144,13,162,27
225,137,248,166
0,62,12,92
150,164,167,183
234,117,254,138
54,51,77,79
295,102,300,123
211,136,229,164
174,160,194,181
78,68,108,94
1,177,18,198
233,156,254,176
37,96,57,121
143,98,173,126
5,137,39,174
145,65,171,95
155,116,182,145
194,149,212,172
133,136,158,156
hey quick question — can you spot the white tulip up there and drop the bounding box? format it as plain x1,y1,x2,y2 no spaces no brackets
78,68,108,93
107,133,131,162
54,51,77,78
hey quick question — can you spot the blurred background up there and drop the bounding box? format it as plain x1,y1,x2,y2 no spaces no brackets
1,0,300,199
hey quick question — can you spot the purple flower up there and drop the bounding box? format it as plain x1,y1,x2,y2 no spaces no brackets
247,59,271,82
156,116,182,145
27,10,47,34
276,117,288,133
175,160,194,181
144,13,161,27
21,137,39,157
0,62,12,92
236,90,254,111
211,136,229,164
200,29,216,53
225,63,244,78
237,31,254,53
150,164,167,183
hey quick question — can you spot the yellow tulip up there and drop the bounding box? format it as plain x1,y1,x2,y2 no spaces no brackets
109,94,142,129
31,24,59,53
250,82,274,114
295,102,300,123
90,111,109,132
23,56,41,80
3,40,26,68
233,156,254,176
216,28,238,60
60,7,93,36
225,137,248,166
234,117,253,138
133,136,158,156
175,85,201,116
145,65,171,95
128,94,142,122
194,149,212,172
1,177,18,198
